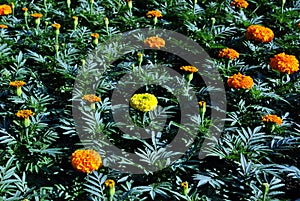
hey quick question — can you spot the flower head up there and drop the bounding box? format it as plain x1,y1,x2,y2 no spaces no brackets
0,4,12,16
270,52,299,74
198,101,206,107
105,179,115,189
146,10,162,18
82,94,101,103
230,0,249,8
218,48,239,60
181,181,189,196
10,81,26,87
0,24,8,29
73,16,78,20
71,149,102,173
52,23,61,30
262,114,282,125
227,72,254,89
22,7,28,12
180,66,198,73
130,93,158,112
16,110,35,119
246,25,274,43
144,36,165,49
30,13,43,18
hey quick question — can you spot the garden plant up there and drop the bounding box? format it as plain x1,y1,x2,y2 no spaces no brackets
0,0,300,200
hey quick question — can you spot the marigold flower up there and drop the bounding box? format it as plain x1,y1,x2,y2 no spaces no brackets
198,101,206,107
146,10,162,18
144,36,165,49
9,81,26,87
52,23,61,30
0,4,12,16
91,33,99,38
246,25,274,43
230,0,249,8
22,7,28,12
16,110,35,119
180,66,198,73
0,24,8,29
105,179,116,198
262,114,282,125
71,149,102,173
218,48,239,60
298,22,300,29
181,181,189,196
270,52,299,74
72,16,78,20
30,13,43,18
130,93,158,112
227,72,254,89
82,94,101,103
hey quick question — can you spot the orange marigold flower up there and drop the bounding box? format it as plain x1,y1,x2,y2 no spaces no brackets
227,72,254,89
52,23,61,30
30,13,43,18
91,33,99,39
298,22,300,29
16,110,35,119
22,7,28,12
9,81,26,87
262,114,282,125
146,10,162,18
246,25,274,43
0,4,12,16
270,52,299,74
230,0,249,8
71,149,102,173
82,94,101,103
0,24,8,29
144,36,165,49
180,66,198,73
218,48,239,60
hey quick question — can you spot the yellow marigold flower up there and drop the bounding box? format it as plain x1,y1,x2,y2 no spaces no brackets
52,23,61,30
30,13,43,18
218,48,239,60
0,24,8,29
227,72,254,89
22,7,28,12
246,25,274,43
105,179,116,198
262,114,282,125
198,101,206,107
181,181,189,196
91,33,99,39
130,93,158,112
9,81,26,87
72,16,78,20
71,149,102,173
180,66,198,73
144,36,165,49
82,94,101,103
230,0,249,8
0,4,12,16
146,10,162,18
270,52,299,74
16,110,35,119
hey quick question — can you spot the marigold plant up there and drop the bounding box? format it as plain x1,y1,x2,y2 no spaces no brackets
262,114,282,125
144,36,165,49
246,25,274,43
0,4,12,16
227,72,254,89
71,149,102,173
270,52,299,74
230,0,249,9
218,48,239,60
130,93,158,112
